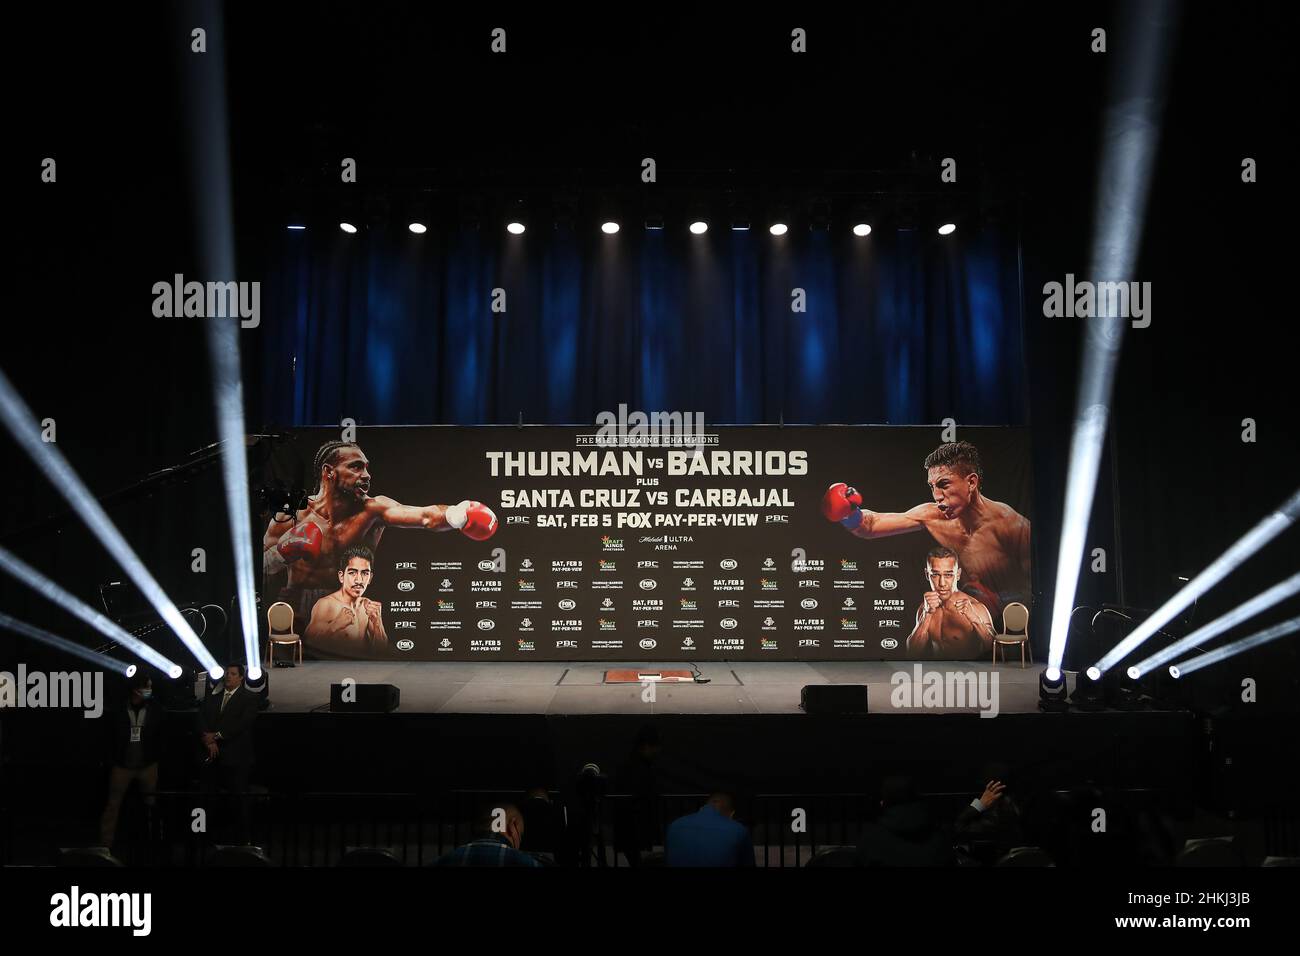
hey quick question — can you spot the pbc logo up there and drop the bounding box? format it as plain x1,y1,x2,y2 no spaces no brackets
395,562,417,571
397,580,415,592
558,599,577,610
475,601,497,609
878,620,902,628
556,580,580,589
394,621,417,630
506,515,531,525
477,619,496,630
639,579,657,590
798,639,821,648
639,638,657,650
555,640,578,649
718,599,740,608
880,579,899,590
800,598,819,609
880,638,899,650
637,619,660,629
637,560,659,569
720,618,738,630
878,560,900,569
765,514,789,523
720,558,738,570
798,580,820,589
395,639,415,651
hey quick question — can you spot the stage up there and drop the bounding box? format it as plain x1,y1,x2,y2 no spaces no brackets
255,659,1048,715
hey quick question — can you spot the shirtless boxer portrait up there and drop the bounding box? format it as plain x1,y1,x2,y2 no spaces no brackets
263,439,498,628
821,440,1030,618
904,547,995,659
303,546,388,659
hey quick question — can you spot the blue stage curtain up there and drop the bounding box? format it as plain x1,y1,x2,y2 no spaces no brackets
257,224,1025,427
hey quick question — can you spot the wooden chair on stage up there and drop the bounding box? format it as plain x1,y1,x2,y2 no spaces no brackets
992,602,1031,668
265,601,303,666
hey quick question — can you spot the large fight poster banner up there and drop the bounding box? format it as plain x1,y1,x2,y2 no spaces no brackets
260,423,1032,662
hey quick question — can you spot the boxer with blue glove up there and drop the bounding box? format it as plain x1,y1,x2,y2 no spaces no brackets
821,441,1030,620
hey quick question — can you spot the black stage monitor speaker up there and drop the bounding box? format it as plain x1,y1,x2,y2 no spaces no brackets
330,683,400,713
800,684,868,715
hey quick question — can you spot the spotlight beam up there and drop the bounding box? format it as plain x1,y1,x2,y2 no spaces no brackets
0,610,137,677
1170,614,1300,679
1128,570,1300,678
0,371,220,677
1045,0,1178,673
0,545,184,678
1095,488,1300,674
181,4,262,680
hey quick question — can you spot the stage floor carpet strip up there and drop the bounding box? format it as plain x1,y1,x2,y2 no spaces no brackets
248,660,1049,715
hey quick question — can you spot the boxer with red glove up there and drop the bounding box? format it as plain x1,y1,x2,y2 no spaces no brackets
263,440,505,632
818,441,1032,615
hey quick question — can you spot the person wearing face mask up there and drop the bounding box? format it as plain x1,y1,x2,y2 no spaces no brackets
98,673,164,848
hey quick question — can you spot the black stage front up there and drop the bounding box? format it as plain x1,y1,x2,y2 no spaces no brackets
205,661,1202,798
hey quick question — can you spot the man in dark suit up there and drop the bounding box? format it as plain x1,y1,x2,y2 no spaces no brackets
199,663,259,841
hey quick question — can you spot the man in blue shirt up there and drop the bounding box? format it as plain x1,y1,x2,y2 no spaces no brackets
666,793,755,867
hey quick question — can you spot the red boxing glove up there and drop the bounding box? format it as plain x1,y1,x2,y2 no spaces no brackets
821,482,864,523
276,520,323,563
446,500,498,541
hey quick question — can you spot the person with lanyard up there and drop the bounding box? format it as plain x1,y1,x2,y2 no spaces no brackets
99,673,163,848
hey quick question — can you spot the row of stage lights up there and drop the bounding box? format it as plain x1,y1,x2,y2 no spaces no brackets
291,220,960,237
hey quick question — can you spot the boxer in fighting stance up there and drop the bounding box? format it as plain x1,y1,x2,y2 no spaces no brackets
905,547,995,659
263,440,497,625
303,546,388,659
822,441,1030,617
